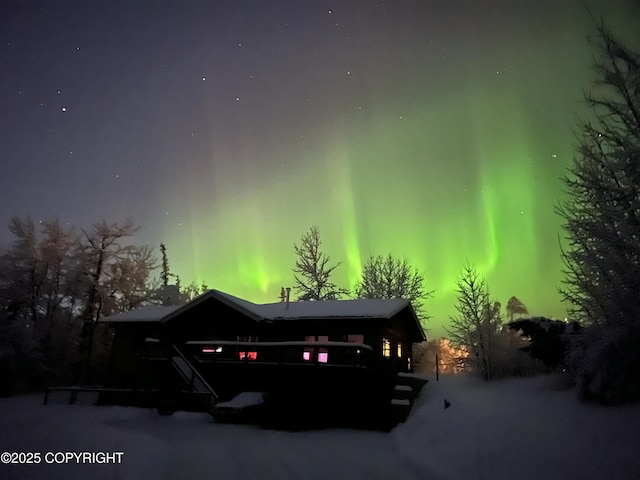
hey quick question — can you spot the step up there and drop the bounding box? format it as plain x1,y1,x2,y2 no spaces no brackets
393,384,414,401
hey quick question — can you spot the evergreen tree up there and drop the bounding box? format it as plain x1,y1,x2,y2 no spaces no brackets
506,296,529,322
160,243,170,287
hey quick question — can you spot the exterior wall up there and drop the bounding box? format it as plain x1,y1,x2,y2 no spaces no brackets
162,301,263,344
106,323,161,389
105,304,423,392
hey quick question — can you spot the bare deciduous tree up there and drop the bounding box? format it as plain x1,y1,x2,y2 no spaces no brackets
447,263,502,380
292,226,348,300
556,25,640,403
355,253,432,323
79,219,157,382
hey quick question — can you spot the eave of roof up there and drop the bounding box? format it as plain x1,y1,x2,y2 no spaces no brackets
99,304,181,323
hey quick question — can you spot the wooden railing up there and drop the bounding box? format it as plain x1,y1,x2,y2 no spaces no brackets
170,344,219,410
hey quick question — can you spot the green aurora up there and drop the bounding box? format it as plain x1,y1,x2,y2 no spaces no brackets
155,5,638,338
161,78,579,338
3,1,638,338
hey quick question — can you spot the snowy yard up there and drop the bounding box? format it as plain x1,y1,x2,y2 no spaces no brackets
1,374,639,480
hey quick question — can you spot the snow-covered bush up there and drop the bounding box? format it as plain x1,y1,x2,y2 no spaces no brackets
567,325,640,404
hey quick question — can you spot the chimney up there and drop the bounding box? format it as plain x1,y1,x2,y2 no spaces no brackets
285,287,291,310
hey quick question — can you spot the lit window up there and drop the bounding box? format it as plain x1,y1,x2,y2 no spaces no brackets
382,338,391,358
303,351,312,361
202,346,222,354
239,351,258,361
397,344,402,358
318,352,329,363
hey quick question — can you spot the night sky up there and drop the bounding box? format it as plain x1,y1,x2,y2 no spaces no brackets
2,1,639,337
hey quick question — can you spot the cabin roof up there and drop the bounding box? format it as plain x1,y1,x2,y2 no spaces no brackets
99,304,181,323
100,290,426,341
161,289,416,322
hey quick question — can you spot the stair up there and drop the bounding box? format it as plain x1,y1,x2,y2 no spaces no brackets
169,345,219,412
390,372,429,424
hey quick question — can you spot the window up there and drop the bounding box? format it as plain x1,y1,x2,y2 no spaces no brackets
304,335,329,362
348,334,364,343
382,338,391,358
239,351,258,361
202,346,222,354
305,335,329,342
397,343,403,358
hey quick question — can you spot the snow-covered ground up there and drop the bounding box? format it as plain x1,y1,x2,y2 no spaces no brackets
1,374,639,480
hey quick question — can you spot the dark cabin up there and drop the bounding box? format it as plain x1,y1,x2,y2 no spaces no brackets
99,289,427,428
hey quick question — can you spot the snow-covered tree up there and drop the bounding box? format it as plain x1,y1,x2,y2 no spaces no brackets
508,317,581,370
78,219,158,382
0,217,84,388
556,26,640,403
447,263,502,380
0,216,162,387
292,226,348,300
355,253,432,322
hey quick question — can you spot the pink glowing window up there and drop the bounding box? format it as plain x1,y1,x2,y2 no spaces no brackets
318,352,329,363
303,351,312,361
202,346,222,354
239,351,258,360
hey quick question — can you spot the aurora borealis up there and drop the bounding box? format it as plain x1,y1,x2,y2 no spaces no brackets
2,1,639,337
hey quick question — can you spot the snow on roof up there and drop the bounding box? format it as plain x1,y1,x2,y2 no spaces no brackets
99,305,181,323
99,290,415,325
210,289,413,321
